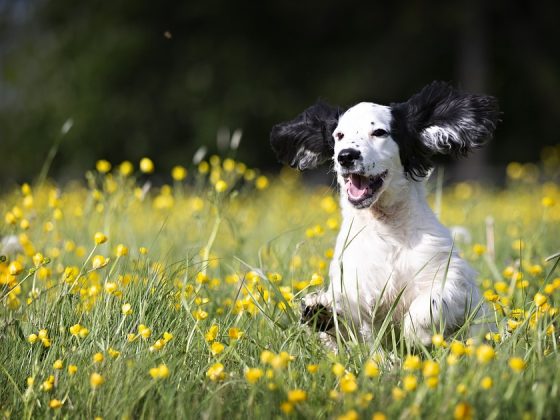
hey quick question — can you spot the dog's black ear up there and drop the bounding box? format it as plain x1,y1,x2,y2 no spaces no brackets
270,102,343,171
390,81,500,179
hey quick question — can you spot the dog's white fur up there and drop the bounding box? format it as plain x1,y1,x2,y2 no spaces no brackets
303,103,491,346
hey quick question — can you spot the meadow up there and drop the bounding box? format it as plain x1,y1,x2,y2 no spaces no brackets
1,147,560,419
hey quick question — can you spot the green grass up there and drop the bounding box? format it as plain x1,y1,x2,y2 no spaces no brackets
1,157,560,419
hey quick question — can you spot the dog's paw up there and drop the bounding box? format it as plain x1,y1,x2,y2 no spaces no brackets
301,295,335,331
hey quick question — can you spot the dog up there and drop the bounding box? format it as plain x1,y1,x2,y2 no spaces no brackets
270,81,499,347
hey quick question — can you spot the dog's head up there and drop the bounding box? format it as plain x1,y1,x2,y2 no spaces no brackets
271,81,499,209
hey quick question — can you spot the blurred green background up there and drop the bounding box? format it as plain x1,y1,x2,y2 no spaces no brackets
1,0,559,186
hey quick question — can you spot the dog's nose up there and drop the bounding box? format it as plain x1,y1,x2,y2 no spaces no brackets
337,148,361,167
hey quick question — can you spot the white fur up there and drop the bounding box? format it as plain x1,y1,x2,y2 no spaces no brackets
303,103,492,346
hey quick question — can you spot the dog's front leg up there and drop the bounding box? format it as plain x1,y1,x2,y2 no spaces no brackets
403,293,449,346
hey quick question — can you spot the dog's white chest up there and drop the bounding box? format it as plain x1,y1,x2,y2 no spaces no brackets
329,216,410,319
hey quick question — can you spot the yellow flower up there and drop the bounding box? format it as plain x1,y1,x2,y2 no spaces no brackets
337,410,359,420
456,383,467,395
206,363,225,381
28,333,38,344
138,324,152,339
403,375,417,392
93,352,104,363
198,161,210,174
450,340,466,356
529,264,543,276
69,324,82,336
392,387,405,401
332,362,345,377
447,354,459,366
534,293,547,307
270,352,293,369
364,359,380,377
357,392,374,408
307,364,319,374
472,243,486,256
96,159,112,173
92,255,108,269
171,165,187,181
287,389,307,404
193,309,208,321
32,253,44,267
280,402,294,414
454,402,473,420
431,333,447,347
255,175,269,190
79,327,89,338
205,324,219,342
119,160,134,176
8,261,23,276
94,232,108,245
53,359,63,370
425,376,439,388
211,341,225,355
49,399,63,409
116,244,128,257
542,196,555,207
260,350,274,364
422,360,440,378
163,332,173,343
403,355,421,371
108,348,120,358
68,365,78,375
476,345,495,364
245,368,264,384
139,157,154,174
90,372,105,389
228,327,243,340
372,412,387,420
340,373,358,393
480,376,493,389
215,180,228,193
122,303,133,316
309,273,324,286
149,363,170,379
104,282,118,294
26,377,34,387
508,357,526,373
41,377,54,392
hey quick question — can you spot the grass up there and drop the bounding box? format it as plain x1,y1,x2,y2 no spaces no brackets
1,151,560,419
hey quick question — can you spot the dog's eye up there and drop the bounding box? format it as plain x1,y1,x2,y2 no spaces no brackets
371,129,388,137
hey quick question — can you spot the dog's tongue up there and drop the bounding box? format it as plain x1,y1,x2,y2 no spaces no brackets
346,174,368,199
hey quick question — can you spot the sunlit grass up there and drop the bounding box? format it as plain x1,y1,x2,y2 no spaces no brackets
1,148,560,419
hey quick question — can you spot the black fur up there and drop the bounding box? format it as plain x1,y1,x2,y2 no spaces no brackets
270,102,343,170
390,81,500,179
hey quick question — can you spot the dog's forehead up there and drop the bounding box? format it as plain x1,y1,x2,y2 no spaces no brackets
337,102,392,130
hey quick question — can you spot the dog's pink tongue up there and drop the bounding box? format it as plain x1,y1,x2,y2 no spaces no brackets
346,174,368,198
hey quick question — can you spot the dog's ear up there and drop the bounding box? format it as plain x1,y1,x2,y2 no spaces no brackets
390,81,500,179
270,102,343,171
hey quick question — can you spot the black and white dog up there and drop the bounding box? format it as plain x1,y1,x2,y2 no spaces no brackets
270,81,499,346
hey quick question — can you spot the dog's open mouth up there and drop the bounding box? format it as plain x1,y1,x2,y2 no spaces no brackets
345,170,388,208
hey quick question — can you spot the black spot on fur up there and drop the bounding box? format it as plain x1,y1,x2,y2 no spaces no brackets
301,301,335,331
270,102,343,171
390,81,500,179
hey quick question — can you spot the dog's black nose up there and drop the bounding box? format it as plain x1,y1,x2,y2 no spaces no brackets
337,148,361,167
